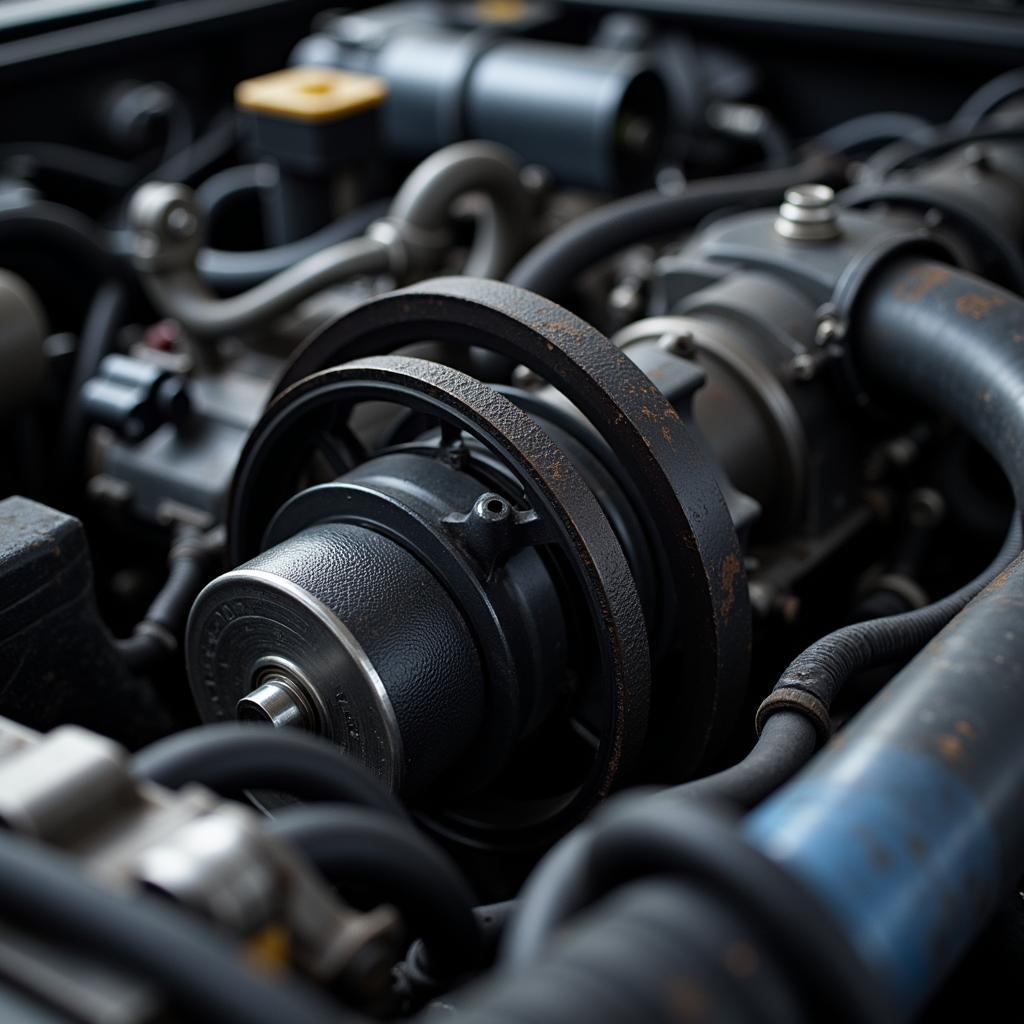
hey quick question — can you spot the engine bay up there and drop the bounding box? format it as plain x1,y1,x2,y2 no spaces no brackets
2,1,1024,1021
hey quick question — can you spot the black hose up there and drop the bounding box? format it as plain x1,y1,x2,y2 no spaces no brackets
0,141,140,190
857,261,1024,509
500,828,594,967
194,162,277,223
117,527,219,672
196,199,390,292
864,126,1024,179
504,156,839,302
758,514,1022,737
0,201,124,276
60,279,128,475
0,831,349,1024
811,112,935,155
131,723,407,821
952,67,1024,132
141,110,236,187
660,712,818,810
265,804,481,976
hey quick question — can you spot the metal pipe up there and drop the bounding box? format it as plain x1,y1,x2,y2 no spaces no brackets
128,142,529,338
746,551,1024,1015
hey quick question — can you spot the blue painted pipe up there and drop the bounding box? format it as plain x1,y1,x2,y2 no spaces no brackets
746,552,1024,1016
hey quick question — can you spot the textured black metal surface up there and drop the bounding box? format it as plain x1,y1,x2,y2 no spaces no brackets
241,522,483,793
265,452,568,793
275,277,749,774
231,355,649,839
0,496,167,745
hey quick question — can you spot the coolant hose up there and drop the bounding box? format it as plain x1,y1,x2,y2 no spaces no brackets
856,260,1024,509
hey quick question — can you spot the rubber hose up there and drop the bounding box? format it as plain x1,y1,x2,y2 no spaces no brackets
144,234,392,338
196,200,390,292
505,155,838,301
61,280,128,474
265,804,481,976
131,724,407,821
660,712,819,810
0,201,124,277
0,831,349,1024
761,513,1022,730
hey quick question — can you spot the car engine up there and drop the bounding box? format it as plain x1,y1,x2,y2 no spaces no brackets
2,1,1024,1020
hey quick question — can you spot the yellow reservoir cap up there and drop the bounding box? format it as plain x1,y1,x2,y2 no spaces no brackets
235,67,388,124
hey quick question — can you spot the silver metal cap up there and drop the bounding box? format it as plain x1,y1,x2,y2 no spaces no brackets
774,183,840,241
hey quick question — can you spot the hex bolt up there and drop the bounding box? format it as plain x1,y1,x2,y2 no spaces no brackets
774,183,841,242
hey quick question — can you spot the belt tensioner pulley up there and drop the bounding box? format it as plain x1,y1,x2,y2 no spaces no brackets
186,277,749,848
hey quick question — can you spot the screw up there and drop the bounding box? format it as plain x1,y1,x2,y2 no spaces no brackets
789,352,818,382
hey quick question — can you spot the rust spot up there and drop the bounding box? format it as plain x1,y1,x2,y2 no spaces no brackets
661,424,675,446
894,264,951,302
907,833,928,861
955,292,1007,320
665,977,710,1020
723,941,760,978
936,733,966,763
719,552,741,619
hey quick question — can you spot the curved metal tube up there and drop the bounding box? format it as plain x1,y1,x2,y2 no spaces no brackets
128,141,529,338
142,235,392,338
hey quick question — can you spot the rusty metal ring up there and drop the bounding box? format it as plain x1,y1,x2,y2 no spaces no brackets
754,688,832,748
275,276,750,774
231,354,649,847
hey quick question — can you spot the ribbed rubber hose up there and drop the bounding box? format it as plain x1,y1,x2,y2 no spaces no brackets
759,514,1022,733
505,156,838,301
